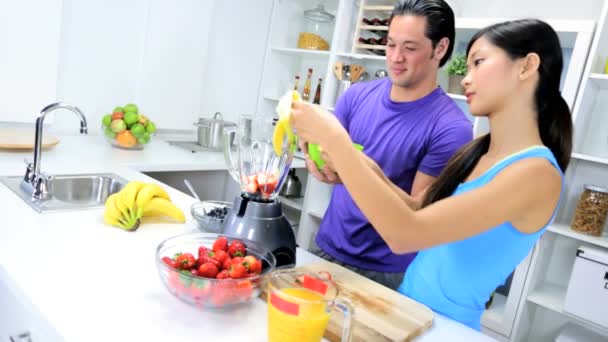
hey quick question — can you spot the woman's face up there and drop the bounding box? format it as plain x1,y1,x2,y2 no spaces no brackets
461,36,521,116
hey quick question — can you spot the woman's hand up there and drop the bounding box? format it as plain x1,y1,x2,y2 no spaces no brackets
291,101,350,147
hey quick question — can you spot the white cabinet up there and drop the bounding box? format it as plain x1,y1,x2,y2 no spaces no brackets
0,267,63,342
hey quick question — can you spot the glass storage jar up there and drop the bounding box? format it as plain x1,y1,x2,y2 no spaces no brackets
297,2,334,51
571,184,608,236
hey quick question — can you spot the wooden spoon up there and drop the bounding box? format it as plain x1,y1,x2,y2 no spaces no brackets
333,61,344,81
350,64,365,82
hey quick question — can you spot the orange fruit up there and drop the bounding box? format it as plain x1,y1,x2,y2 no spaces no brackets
116,130,137,147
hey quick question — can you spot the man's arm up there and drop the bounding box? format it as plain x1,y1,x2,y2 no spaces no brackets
364,155,432,210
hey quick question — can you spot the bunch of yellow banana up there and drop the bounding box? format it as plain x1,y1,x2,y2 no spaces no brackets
103,181,185,231
273,90,300,156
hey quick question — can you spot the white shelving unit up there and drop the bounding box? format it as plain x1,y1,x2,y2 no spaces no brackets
279,195,304,211
256,1,602,341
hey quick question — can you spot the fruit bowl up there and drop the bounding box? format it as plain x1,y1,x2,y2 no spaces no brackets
101,103,157,150
155,232,276,309
191,201,232,233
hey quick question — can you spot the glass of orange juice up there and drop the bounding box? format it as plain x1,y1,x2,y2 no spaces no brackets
267,270,354,342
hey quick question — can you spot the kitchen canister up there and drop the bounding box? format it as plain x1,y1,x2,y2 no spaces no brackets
571,184,608,236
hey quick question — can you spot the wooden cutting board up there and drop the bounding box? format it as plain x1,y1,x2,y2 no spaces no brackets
0,128,60,150
262,260,434,342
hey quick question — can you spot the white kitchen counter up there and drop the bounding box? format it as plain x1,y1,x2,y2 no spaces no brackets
0,133,495,341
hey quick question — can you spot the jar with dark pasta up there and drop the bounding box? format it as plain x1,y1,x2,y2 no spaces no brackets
571,185,608,236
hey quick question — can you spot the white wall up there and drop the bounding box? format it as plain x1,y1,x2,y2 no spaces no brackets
0,0,272,133
0,0,603,131
0,0,62,123
449,0,604,20
199,0,273,124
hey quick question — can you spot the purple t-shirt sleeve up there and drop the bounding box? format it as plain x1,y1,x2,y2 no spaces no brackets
418,120,473,177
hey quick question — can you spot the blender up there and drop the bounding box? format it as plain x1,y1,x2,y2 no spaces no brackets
222,115,297,267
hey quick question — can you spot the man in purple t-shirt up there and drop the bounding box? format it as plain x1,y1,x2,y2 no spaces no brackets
302,0,472,289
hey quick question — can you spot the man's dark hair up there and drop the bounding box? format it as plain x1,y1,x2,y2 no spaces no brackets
390,0,456,67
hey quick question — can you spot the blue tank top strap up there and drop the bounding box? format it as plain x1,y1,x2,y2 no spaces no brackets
479,145,562,182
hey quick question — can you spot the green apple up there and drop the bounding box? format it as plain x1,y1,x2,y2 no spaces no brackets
123,103,138,114
137,132,151,144
110,119,127,133
123,111,139,126
130,123,146,137
102,114,112,127
112,106,124,114
104,127,116,139
145,121,157,133
308,143,363,169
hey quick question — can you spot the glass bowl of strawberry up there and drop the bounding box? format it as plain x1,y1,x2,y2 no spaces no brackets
155,232,276,309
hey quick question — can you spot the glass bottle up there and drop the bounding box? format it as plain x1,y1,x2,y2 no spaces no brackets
313,78,322,104
302,68,313,101
293,75,300,92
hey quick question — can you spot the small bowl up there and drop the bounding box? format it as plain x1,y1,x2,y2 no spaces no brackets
155,232,276,309
191,201,232,233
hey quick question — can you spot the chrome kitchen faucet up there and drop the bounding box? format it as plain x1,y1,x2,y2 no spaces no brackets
21,102,88,200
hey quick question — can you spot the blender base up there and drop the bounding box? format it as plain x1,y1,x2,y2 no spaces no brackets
222,194,297,268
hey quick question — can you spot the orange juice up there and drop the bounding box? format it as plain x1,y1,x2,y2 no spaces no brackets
268,287,330,342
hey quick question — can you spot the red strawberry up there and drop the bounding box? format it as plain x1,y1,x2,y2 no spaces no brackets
249,259,262,274
198,246,209,259
216,270,230,279
213,250,229,265
228,240,246,257
222,257,232,271
212,236,229,252
175,253,196,270
198,262,219,278
162,256,178,269
229,263,248,279
243,255,257,270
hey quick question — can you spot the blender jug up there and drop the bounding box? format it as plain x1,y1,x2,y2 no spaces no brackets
224,115,295,201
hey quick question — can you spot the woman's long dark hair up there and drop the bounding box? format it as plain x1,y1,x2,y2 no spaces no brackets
421,19,573,208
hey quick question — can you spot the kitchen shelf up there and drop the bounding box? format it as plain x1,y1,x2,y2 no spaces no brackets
336,52,386,61
527,283,567,313
362,5,393,11
360,25,389,31
588,73,608,89
571,152,608,165
354,43,387,51
271,47,331,57
547,223,608,249
263,95,280,102
308,208,325,219
279,196,304,211
481,293,507,328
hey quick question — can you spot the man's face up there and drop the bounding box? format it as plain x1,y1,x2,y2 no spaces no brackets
386,15,439,88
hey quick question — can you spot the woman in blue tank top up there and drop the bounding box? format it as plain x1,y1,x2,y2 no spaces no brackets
291,17,572,330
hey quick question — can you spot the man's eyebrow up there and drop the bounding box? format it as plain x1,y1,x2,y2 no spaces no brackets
387,37,420,45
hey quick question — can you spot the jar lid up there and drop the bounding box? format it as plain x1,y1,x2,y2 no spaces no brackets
304,3,334,23
584,184,608,193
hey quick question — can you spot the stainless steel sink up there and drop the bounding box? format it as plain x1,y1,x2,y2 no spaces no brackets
0,173,127,213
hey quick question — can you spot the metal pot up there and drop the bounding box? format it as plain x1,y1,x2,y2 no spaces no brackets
193,117,212,148
209,112,225,150
279,169,302,198
194,112,235,150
